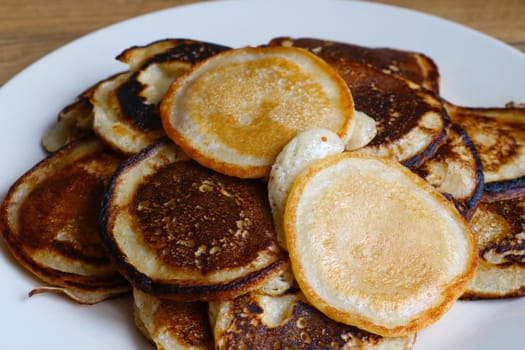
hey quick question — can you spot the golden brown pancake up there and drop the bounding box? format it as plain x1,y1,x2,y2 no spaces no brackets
270,37,449,168
0,137,129,304
133,288,213,350
160,46,356,179
269,37,440,93
209,291,416,349
284,152,478,336
413,123,484,219
445,102,525,198
463,190,525,299
99,140,289,301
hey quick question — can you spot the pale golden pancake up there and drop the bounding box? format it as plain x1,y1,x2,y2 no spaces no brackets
463,191,525,298
160,46,355,179
99,140,289,301
209,291,416,349
284,152,477,336
133,288,213,350
0,138,129,304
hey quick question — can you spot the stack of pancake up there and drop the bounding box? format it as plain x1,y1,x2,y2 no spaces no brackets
1,36,524,349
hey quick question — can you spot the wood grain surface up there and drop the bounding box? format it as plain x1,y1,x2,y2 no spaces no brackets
1,0,524,86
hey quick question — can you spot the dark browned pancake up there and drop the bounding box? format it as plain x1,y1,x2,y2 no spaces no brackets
413,123,484,219
99,140,289,301
269,37,440,93
270,37,449,168
445,103,525,198
463,190,525,298
0,137,129,304
133,288,213,350
209,291,416,349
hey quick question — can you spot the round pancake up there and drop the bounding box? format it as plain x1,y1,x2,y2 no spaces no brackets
284,153,478,336
209,291,416,350
160,46,355,179
99,140,289,301
0,138,129,304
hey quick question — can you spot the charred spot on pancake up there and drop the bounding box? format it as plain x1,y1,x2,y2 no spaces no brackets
484,176,525,200
132,161,277,274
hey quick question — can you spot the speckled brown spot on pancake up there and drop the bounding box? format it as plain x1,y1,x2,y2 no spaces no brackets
132,161,276,274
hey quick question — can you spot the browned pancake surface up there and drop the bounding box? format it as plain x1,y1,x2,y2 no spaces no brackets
269,37,440,93
100,141,288,301
270,37,448,167
464,191,525,298
132,161,279,274
211,292,415,349
413,124,484,219
0,138,129,303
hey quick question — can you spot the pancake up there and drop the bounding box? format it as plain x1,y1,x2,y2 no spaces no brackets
91,71,167,155
42,83,95,153
133,288,213,350
270,37,449,168
269,37,440,93
284,152,478,336
413,123,484,219
160,46,356,179
92,40,230,155
0,137,130,304
99,140,289,301
445,102,525,198
268,128,345,249
463,190,525,299
209,291,416,349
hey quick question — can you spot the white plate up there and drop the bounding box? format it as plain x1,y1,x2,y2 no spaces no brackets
1,0,524,349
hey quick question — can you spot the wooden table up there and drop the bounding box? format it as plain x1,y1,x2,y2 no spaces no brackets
1,0,524,86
